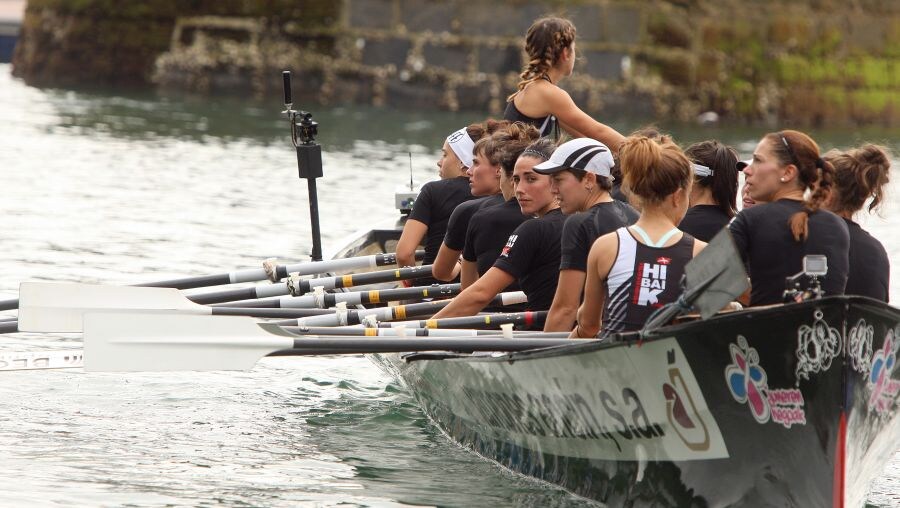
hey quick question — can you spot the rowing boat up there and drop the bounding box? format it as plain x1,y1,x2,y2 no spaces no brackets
331,224,900,507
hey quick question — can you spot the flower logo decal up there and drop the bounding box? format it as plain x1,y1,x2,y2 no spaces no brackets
725,336,770,424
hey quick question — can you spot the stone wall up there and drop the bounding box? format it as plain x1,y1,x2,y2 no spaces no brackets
12,0,900,126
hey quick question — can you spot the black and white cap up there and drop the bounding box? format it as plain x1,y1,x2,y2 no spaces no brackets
533,138,615,178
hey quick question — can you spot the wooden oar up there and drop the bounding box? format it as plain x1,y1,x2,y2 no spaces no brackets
0,251,424,311
17,282,339,333
186,264,435,305
83,312,583,372
275,291,527,328
219,283,461,309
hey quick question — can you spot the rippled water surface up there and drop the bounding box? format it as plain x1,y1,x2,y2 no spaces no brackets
1,64,898,506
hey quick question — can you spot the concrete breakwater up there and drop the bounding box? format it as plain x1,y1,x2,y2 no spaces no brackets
11,0,900,126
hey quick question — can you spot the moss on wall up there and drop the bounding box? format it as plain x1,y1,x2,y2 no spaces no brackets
11,0,900,126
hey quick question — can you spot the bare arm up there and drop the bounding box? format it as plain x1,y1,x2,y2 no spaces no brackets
460,259,479,289
396,219,428,267
544,269,586,332
573,234,617,338
543,88,625,153
431,267,516,319
432,243,462,282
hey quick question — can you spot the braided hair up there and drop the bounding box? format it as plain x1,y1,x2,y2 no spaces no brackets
507,17,576,102
764,130,835,242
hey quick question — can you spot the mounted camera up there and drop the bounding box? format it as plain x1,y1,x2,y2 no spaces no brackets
783,255,828,303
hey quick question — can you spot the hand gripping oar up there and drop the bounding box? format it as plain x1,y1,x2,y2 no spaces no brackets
219,283,462,309
0,251,424,311
186,264,435,305
274,291,527,328
17,282,336,333
83,312,584,372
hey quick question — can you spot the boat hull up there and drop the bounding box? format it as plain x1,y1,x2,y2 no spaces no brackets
372,297,900,507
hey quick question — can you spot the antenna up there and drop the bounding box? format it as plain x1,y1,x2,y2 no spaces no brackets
409,152,414,191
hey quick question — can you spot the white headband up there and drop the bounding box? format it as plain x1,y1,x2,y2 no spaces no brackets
446,127,475,169
692,163,714,178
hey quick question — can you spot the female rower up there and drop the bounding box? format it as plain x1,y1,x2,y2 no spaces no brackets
431,138,565,319
505,16,625,150
573,136,705,338
729,130,849,306
536,138,639,331
678,140,740,242
460,123,538,287
824,144,892,302
430,120,509,282
396,124,482,269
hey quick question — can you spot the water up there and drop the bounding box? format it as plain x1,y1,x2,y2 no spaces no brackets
1,63,898,506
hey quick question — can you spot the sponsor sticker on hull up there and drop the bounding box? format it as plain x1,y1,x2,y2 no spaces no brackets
725,335,807,429
438,338,729,461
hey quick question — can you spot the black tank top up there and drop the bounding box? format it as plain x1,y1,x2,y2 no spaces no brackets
503,76,560,140
601,227,695,336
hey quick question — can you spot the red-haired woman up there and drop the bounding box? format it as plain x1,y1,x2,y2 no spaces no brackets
824,144,892,302
574,136,705,338
505,17,624,151
730,130,850,306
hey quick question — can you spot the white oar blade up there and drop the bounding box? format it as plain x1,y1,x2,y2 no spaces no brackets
83,312,295,372
19,282,210,333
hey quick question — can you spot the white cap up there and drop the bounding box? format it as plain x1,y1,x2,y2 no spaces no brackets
533,138,615,178
447,127,475,169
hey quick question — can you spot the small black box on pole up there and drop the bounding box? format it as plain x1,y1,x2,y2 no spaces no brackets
282,70,324,261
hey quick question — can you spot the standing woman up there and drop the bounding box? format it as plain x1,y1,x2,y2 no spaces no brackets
730,130,850,306
460,123,538,287
430,120,509,282
396,124,482,269
679,140,740,242
573,136,705,338
824,144,892,302
431,138,566,318
505,17,625,150
536,138,639,331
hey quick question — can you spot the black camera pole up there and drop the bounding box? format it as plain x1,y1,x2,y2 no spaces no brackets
282,70,323,262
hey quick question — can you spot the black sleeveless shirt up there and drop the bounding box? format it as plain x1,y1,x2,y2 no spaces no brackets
503,77,560,140
601,228,695,336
